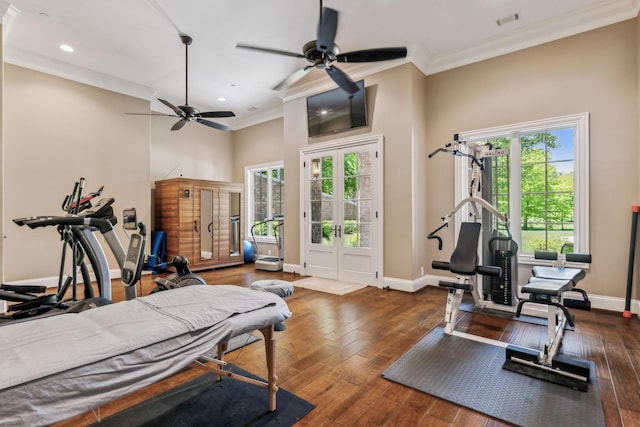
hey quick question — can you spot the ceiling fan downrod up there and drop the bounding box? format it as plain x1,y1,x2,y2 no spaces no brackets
180,33,193,106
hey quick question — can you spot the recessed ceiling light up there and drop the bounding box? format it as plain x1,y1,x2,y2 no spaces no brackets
217,96,226,102
320,110,328,115
60,44,74,53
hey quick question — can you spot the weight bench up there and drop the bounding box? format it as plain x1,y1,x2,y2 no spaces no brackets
506,250,593,390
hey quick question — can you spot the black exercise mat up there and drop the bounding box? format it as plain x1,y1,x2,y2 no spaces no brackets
93,366,315,427
382,327,604,427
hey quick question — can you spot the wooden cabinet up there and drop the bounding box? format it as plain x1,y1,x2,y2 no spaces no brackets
155,178,244,271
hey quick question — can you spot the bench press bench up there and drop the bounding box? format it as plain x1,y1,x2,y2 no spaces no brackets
506,251,593,390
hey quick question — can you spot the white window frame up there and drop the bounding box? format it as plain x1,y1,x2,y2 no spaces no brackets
245,161,284,243
456,112,589,266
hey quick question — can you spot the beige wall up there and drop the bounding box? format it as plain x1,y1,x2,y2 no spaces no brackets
3,64,152,281
0,25,4,286
424,19,639,299
151,115,234,184
2,64,236,282
231,117,284,183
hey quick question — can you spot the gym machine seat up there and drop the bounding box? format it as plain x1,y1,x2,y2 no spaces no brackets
505,250,593,390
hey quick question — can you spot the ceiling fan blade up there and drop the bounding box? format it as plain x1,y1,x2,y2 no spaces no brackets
272,66,313,91
337,47,408,63
316,7,338,52
159,98,185,117
198,111,236,118
236,43,305,59
171,119,188,131
326,66,359,94
125,112,178,117
196,118,230,132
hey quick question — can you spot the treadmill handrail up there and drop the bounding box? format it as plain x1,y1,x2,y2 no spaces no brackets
15,216,115,234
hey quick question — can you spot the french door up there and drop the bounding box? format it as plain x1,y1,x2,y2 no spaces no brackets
301,137,381,285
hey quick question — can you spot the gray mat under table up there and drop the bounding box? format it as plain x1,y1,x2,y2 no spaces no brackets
382,327,604,427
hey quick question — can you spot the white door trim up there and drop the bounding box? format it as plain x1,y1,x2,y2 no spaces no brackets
299,134,384,287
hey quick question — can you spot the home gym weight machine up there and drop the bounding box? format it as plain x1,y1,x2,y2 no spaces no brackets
428,134,520,312
428,135,593,390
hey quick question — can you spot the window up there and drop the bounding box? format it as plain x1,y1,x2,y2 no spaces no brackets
246,162,284,239
457,113,589,263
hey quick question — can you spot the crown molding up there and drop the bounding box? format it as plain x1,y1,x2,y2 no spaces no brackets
413,0,640,76
4,46,157,101
227,104,284,130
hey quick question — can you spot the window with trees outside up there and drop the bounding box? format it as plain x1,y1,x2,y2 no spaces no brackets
246,163,284,239
457,113,589,264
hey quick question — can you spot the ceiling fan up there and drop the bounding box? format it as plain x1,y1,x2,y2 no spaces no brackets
127,34,235,131
236,0,407,94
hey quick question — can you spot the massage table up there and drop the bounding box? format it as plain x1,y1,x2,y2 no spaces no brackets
0,285,291,426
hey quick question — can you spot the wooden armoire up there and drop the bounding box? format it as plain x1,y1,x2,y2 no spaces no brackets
154,178,244,271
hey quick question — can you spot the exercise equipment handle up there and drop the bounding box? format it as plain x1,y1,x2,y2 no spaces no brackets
477,265,502,277
428,147,483,169
16,215,115,233
427,222,448,250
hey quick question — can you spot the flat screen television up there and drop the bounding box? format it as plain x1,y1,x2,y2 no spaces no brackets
307,80,367,138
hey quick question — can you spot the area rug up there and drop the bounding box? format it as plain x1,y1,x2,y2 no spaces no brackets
293,277,367,295
382,327,604,427
92,366,315,427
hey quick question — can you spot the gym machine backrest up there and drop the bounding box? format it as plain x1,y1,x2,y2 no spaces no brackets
432,222,502,290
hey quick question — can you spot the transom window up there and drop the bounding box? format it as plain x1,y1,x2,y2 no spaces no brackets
457,113,589,263
246,162,284,239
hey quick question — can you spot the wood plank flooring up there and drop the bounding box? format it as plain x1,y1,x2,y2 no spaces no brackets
55,264,640,426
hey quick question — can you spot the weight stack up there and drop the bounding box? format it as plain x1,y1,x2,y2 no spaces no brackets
491,249,513,305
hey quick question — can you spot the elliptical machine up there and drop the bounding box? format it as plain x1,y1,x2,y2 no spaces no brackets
0,179,147,320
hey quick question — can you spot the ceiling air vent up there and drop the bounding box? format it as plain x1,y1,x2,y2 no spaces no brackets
496,13,519,26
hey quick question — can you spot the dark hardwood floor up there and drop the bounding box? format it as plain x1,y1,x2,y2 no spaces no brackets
55,264,640,426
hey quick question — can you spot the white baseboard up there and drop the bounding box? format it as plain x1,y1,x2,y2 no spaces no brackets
383,273,640,315
283,263,302,275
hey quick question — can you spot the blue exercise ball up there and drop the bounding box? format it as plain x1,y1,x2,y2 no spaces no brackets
243,240,256,263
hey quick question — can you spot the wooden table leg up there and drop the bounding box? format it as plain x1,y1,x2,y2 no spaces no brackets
259,324,278,412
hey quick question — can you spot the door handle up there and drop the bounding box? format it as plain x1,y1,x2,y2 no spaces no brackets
194,220,198,232
334,225,338,237
338,225,342,238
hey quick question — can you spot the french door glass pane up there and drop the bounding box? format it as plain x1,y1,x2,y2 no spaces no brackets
343,151,372,248
309,156,334,246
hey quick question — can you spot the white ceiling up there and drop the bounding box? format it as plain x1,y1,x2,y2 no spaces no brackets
3,0,639,130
